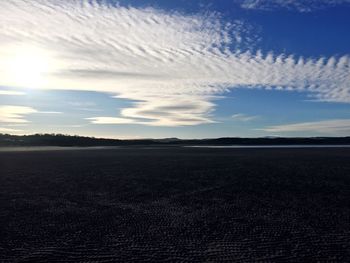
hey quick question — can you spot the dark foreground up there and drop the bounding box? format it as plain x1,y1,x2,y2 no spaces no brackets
0,147,349,262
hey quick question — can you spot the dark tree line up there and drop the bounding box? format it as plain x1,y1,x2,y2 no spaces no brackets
1,133,350,147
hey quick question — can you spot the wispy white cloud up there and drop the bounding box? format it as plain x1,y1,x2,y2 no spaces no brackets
38,111,63,114
0,127,23,133
0,105,37,123
237,0,350,12
87,117,135,125
260,119,350,133
68,102,97,108
68,101,101,112
232,113,258,121
0,1,349,126
50,124,84,128
0,90,26,96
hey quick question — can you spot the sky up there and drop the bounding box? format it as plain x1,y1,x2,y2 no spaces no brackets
0,0,349,139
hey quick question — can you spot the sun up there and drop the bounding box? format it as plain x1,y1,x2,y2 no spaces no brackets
5,46,51,89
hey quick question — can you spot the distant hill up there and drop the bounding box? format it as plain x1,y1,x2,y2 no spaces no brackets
1,133,350,147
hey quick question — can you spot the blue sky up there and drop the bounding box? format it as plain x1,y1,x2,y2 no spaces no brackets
0,0,349,138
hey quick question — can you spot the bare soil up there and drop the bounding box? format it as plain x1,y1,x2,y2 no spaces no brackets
0,147,349,262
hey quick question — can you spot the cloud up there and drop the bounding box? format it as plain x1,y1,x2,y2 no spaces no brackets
0,1,349,126
0,105,37,123
87,117,135,125
68,101,101,112
0,90,26,96
232,113,258,121
260,119,350,133
237,0,350,12
38,111,63,114
0,127,22,133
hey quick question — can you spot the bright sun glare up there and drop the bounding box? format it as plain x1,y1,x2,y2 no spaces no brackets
5,46,51,89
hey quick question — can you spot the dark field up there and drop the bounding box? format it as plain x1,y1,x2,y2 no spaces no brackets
0,147,350,262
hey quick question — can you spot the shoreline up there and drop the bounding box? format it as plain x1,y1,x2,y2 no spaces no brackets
1,144,350,152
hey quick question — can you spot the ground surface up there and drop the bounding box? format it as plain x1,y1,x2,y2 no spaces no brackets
0,147,349,262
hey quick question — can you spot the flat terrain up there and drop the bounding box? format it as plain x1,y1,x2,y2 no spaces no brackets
0,147,349,262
